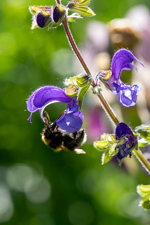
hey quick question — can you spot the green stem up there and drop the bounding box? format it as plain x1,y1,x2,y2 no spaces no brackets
62,16,150,174
133,149,150,174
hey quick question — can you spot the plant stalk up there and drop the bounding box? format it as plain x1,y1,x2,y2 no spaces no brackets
62,17,119,126
61,15,150,173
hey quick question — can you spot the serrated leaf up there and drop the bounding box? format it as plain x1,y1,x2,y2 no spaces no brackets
93,140,111,151
102,151,113,164
68,4,96,17
77,82,90,101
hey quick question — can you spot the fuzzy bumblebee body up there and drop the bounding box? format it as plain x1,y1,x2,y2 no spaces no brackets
41,118,87,154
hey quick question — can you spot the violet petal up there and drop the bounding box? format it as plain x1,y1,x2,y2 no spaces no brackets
111,49,143,80
56,113,83,132
117,84,141,107
33,86,72,108
115,122,137,160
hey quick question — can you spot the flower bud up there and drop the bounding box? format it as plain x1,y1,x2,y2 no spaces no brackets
53,5,66,23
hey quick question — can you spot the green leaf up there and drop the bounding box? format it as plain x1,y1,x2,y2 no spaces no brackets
135,124,150,142
101,151,113,165
77,82,90,100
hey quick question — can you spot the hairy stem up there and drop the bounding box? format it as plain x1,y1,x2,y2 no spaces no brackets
133,149,150,174
62,17,119,126
56,0,61,4
62,16,150,174
62,18,91,75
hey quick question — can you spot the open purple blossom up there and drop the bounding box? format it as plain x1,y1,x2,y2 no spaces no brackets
106,49,144,107
115,122,137,160
27,86,84,133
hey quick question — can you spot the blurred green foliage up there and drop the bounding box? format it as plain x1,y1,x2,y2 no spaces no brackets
0,0,150,224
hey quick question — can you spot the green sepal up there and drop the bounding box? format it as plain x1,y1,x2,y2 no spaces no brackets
67,13,83,22
70,0,91,6
93,134,117,153
101,143,118,165
65,74,91,86
101,151,113,165
93,140,111,151
68,4,95,17
77,81,90,101
65,85,78,98
109,143,118,156
76,74,91,87
138,138,149,148
137,184,150,198
140,194,150,210
29,5,52,16
135,124,150,142
101,133,117,143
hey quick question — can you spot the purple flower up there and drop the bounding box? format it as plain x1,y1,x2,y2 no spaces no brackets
115,122,137,160
106,49,144,107
27,86,84,133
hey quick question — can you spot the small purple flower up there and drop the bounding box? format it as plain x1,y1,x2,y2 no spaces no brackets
106,49,144,107
115,122,137,160
27,86,84,133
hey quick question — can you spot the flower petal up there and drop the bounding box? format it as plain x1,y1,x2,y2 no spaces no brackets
117,84,141,107
111,49,143,80
115,122,133,140
27,86,73,122
33,86,72,108
56,100,84,132
56,112,83,132
27,87,42,113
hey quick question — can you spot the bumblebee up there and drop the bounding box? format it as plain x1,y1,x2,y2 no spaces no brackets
41,112,87,154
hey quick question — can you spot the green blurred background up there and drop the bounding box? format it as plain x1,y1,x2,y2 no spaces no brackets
0,0,150,224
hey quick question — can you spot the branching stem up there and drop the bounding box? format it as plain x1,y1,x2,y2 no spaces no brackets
62,17,119,126
61,13,150,174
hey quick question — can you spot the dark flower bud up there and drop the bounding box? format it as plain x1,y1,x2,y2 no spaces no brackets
115,122,137,160
53,5,66,23
36,13,51,28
